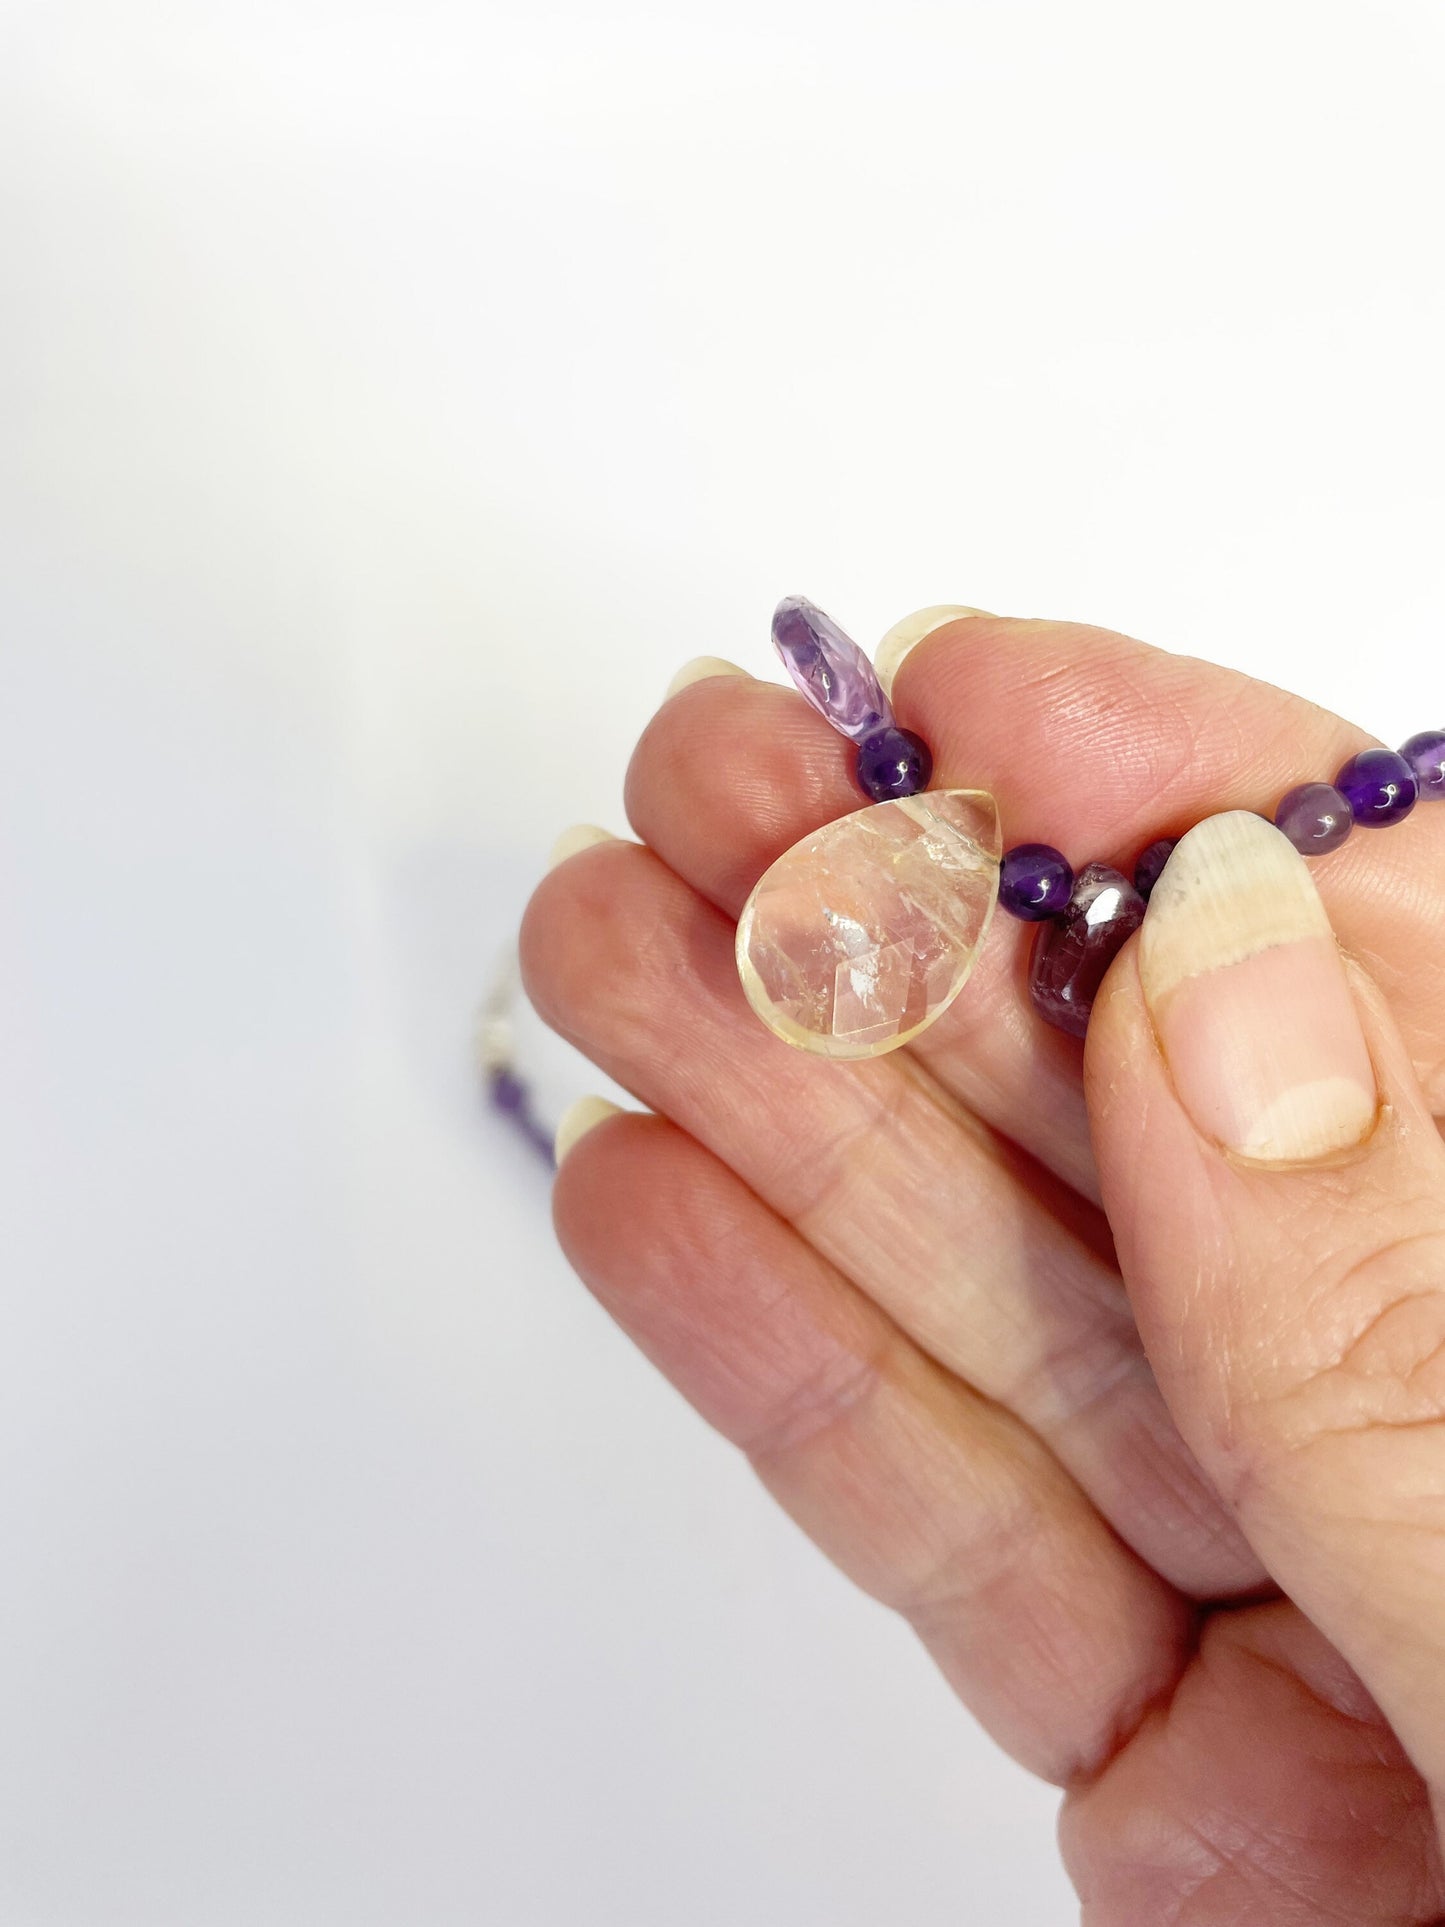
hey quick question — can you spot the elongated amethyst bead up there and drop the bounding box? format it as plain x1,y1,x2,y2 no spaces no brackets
772,596,892,742
1029,863,1145,1038
1132,838,1177,902
999,843,1073,920
856,725,933,801
1274,781,1353,855
1400,729,1445,799
1334,748,1418,828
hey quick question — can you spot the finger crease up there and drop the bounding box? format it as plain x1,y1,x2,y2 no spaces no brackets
741,1336,892,1467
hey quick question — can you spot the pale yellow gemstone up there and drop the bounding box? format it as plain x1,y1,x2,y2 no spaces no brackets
736,790,1002,1058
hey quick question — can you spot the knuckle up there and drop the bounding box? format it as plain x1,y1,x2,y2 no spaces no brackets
899,1481,1053,1632
518,841,659,1044
741,1339,888,1468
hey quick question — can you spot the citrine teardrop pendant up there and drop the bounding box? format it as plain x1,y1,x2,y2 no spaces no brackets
736,790,1002,1059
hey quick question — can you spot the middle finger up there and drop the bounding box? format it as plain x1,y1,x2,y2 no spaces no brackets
522,837,1262,1597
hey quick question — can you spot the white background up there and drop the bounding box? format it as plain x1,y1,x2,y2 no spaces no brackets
2,2,1442,1921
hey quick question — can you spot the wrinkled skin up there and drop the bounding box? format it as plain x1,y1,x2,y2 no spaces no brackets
522,616,1445,1921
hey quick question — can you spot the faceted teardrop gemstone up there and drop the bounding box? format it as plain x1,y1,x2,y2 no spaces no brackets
736,790,1002,1058
1028,862,1146,1038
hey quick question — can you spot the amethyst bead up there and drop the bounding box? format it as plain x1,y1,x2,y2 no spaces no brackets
487,1069,556,1165
999,843,1074,921
1028,863,1145,1038
1274,781,1353,855
1333,748,1418,828
1132,838,1177,902
855,725,933,802
1400,728,1445,799
490,1067,525,1115
772,596,892,743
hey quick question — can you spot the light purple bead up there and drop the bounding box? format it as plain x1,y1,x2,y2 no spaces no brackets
1132,838,1177,902
1028,863,1145,1038
1334,748,1418,828
1274,782,1353,855
772,596,893,743
1400,729,1445,799
999,843,1073,921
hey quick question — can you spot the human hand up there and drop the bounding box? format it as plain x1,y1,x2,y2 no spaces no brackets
522,612,1445,1921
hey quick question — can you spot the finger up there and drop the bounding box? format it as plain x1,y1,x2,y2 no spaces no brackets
552,1103,1191,1785
626,672,1098,1197
1085,810,1445,1797
1059,1600,1445,1923
892,613,1445,1106
523,839,1261,1596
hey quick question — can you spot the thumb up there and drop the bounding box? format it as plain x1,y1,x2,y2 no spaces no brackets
1086,809,1445,1792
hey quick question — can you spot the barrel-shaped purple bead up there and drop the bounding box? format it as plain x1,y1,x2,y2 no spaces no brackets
1334,748,1418,828
1401,729,1445,799
1028,863,1145,1038
1274,782,1353,855
999,843,1074,921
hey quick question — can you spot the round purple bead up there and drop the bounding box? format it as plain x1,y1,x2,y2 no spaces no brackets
1132,838,1177,902
999,843,1074,921
1274,781,1353,855
855,725,933,802
1400,728,1445,799
1333,748,1418,828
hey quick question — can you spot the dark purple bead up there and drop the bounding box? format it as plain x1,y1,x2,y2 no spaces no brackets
1274,781,1353,855
999,843,1074,921
488,1069,557,1165
1132,838,1177,902
1400,728,1445,799
1333,748,1418,828
1028,863,1145,1038
855,725,933,802
489,1067,526,1115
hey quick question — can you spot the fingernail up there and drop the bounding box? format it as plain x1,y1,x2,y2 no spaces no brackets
665,656,751,699
875,605,994,698
547,824,619,870
1140,811,1378,1164
555,1094,623,1165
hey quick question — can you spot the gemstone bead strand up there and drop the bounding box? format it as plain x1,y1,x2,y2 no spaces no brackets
1018,727,1441,1036
770,599,1439,1042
